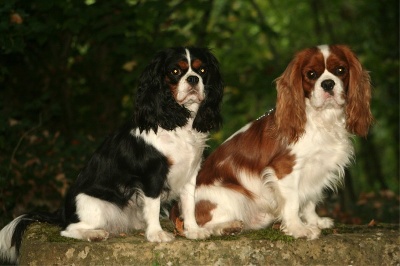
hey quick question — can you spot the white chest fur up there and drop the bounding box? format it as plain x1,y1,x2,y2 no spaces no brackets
134,125,208,195
288,105,354,202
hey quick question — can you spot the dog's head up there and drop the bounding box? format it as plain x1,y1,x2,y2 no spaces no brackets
275,45,373,142
135,47,224,133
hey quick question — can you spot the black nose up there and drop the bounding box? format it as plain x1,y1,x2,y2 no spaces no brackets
321,79,335,91
187,75,199,85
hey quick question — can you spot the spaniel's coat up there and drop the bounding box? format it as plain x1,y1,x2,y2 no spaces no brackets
175,45,372,240
0,47,224,264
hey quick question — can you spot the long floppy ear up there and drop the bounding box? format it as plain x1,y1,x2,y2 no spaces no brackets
192,49,224,133
274,52,307,143
134,49,190,133
341,45,373,137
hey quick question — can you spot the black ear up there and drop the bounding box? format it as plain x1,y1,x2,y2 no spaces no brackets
134,49,190,133
192,49,224,133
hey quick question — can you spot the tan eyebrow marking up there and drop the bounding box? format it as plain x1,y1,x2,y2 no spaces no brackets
192,59,203,69
177,60,188,70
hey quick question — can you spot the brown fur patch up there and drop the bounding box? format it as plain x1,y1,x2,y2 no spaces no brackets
300,47,325,96
166,60,189,101
195,200,217,226
166,156,174,166
269,150,296,179
165,76,178,100
329,45,372,137
197,113,295,188
274,47,324,142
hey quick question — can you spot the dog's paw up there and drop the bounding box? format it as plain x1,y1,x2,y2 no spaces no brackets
86,229,110,242
282,223,321,240
146,229,175,243
184,227,211,240
207,220,244,236
316,217,334,229
61,228,109,242
221,220,244,236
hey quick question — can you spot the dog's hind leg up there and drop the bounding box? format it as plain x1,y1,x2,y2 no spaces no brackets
61,193,126,241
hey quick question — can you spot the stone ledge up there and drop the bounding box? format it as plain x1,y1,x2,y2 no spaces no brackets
19,221,399,265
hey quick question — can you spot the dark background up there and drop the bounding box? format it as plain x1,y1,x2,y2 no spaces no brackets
0,0,398,227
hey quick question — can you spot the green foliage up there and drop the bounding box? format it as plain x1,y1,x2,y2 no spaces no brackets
0,0,398,226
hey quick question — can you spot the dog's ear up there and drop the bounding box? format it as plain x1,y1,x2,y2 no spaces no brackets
274,52,307,143
192,49,224,133
339,45,373,137
134,50,190,133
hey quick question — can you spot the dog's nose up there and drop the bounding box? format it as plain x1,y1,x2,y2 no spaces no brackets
321,79,335,91
187,75,199,85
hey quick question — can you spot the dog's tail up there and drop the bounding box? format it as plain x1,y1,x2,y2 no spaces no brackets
0,210,63,264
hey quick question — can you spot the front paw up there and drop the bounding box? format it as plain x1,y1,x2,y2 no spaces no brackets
316,217,334,229
184,227,211,240
146,229,175,242
281,223,321,240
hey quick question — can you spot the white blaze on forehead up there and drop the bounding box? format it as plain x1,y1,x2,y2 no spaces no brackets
185,48,192,71
318,45,330,65
177,48,205,110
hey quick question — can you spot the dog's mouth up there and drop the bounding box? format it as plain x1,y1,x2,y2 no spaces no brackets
177,87,205,105
319,95,346,110
310,89,346,110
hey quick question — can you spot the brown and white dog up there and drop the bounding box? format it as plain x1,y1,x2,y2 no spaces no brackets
172,45,372,240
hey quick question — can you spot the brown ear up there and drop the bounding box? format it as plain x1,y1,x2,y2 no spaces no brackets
341,46,373,137
275,54,307,143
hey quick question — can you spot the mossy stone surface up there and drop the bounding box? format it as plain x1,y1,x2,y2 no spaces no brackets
19,221,399,265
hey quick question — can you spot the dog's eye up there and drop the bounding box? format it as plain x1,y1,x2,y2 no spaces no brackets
335,66,346,76
171,68,181,75
306,70,318,80
199,67,206,74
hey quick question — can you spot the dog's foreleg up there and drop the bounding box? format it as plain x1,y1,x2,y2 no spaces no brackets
143,195,174,242
180,175,211,239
